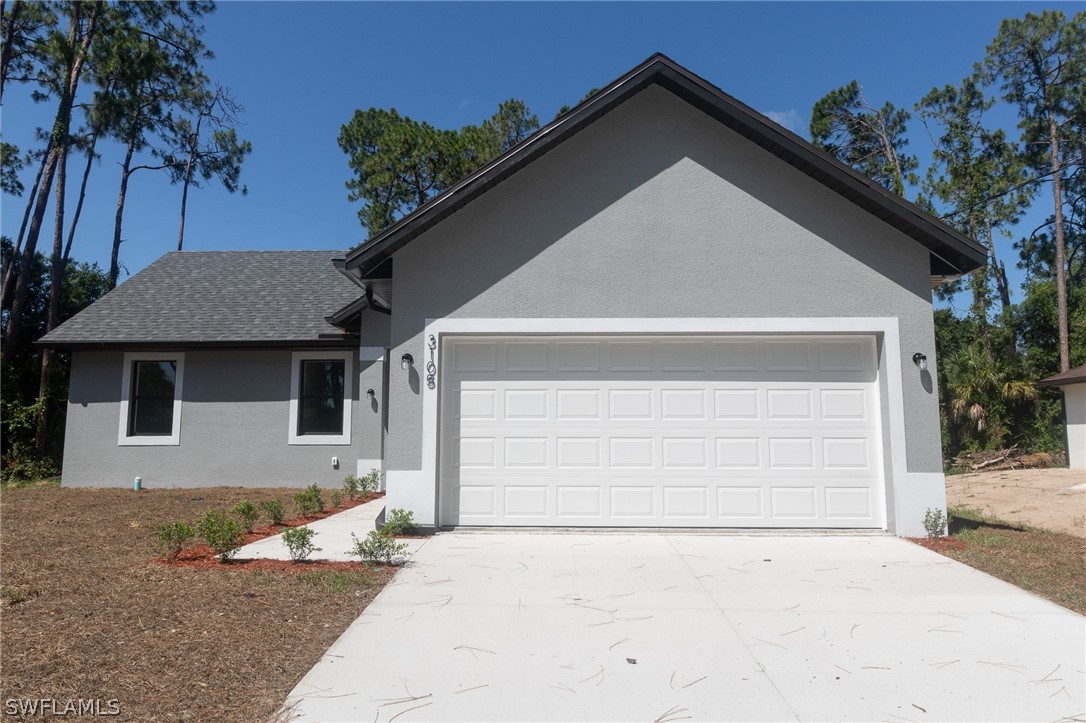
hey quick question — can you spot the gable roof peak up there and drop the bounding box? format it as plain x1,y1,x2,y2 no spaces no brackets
344,54,986,282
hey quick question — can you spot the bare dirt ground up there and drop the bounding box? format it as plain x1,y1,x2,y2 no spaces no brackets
0,486,395,722
945,467,1086,537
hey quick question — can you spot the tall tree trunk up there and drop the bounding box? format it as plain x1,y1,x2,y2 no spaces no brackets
176,150,193,251
969,214,993,365
36,139,68,453
0,0,20,102
63,129,97,263
0,135,50,310
1047,110,1069,372
176,114,202,252
3,2,99,354
5,144,60,353
872,115,905,197
985,217,1012,314
110,139,136,287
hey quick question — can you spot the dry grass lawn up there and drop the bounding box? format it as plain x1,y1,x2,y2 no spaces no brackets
927,506,1086,615
0,486,395,722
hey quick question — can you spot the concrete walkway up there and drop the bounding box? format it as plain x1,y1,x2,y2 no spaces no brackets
281,533,1085,722
235,498,409,561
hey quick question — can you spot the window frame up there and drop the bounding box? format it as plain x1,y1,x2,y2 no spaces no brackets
117,351,185,446
288,350,353,445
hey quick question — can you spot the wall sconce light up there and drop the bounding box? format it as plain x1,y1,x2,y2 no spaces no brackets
401,353,414,370
912,352,928,371
366,388,375,398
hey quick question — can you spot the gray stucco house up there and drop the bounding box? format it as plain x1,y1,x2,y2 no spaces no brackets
40,55,986,536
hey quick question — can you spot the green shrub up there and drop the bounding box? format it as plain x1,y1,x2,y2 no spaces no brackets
383,507,418,536
342,475,362,500
196,510,245,562
281,526,321,562
232,500,259,533
330,490,343,508
923,508,947,539
293,484,325,517
153,521,195,561
0,397,60,485
348,531,408,565
260,499,286,526
362,468,382,493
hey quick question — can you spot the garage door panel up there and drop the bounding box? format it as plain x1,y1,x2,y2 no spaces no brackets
442,335,885,528
712,342,759,372
503,342,549,372
555,485,603,517
717,486,765,518
610,486,655,517
663,487,710,518
824,486,873,519
606,343,654,372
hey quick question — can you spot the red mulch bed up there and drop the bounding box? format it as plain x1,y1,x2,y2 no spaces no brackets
157,492,385,571
160,546,381,572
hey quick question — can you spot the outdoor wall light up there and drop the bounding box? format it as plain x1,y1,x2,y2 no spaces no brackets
912,352,928,371
401,353,414,370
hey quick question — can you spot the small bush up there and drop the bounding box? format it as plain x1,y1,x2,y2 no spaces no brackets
348,530,408,565
196,510,245,562
232,500,259,533
153,521,195,561
281,526,321,562
923,508,947,539
330,490,343,508
294,484,325,517
359,468,382,494
383,507,418,536
260,499,286,526
342,475,362,500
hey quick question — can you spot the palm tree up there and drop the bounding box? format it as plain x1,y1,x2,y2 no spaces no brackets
944,343,1036,449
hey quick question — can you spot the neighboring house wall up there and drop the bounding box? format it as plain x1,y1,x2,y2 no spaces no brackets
382,86,943,527
1064,383,1086,471
62,349,380,488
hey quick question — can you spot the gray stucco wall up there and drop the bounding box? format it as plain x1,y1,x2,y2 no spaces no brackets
62,348,383,488
386,85,942,475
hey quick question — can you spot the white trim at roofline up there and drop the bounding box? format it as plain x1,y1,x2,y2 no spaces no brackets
117,351,185,446
288,350,354,446
387,317,922,531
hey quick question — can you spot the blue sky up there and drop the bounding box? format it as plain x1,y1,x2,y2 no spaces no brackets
1,1,1072,310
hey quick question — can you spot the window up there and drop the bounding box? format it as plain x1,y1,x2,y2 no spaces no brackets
298,359,345,435
289,351,353,445
118,352,185,446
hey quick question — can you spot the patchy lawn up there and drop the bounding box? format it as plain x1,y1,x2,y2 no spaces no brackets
0,486,395,722
915,506,1086,615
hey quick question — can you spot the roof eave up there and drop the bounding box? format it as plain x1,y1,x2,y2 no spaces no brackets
35,337,361,351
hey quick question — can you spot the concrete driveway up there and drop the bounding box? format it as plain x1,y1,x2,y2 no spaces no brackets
283,533,1085,722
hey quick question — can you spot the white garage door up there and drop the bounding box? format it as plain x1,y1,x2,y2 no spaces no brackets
439,335,885,528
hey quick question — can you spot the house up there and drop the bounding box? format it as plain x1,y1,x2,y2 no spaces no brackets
1037,365,1086,471
39,54,987,536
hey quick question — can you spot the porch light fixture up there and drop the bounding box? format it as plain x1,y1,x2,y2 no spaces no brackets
912,352,928,371
401,353,414,370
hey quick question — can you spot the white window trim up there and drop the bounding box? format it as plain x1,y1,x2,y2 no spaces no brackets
118,351,185,446
289,350,353,445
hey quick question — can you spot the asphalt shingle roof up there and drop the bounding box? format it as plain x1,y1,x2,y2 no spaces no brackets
1037,364,1086,387
39,251,361,347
